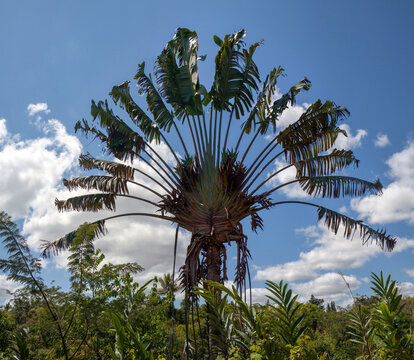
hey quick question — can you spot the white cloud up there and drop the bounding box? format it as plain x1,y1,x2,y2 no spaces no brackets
255,223,414,283
335,124,367,149
291,272,360,304
398,282,414,297
245,276,414,305
403,269,414,277
255,260,318,283
94,221,190,283
0,119,82,218
249,287,271,304
27,102,51,117
278,102,310,131
351,140,414,224
374,133,391,148
361,277,370,284
265,159,309,199
255,224,377,282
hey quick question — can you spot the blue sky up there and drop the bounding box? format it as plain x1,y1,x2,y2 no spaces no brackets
1,0,414,305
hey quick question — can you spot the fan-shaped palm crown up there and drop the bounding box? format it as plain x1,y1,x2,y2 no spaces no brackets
43,28,395,295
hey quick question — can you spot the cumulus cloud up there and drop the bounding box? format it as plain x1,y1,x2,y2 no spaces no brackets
291,272,360,304
403,269,414,277
374,133,391,148
398,282,414,297
240,275,414,305
255,224,382,282
0,119,82,218
27,102,51,117
255,223,414,283
255,260,318,283
247,273,361,305
335,124,367,149
351,140,414,224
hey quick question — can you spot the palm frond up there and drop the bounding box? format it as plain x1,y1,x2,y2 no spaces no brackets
299,176,382,198
110,81,162,142
64,176,129,194
278,100,349,163
74,118,108,142
211,30,246,111
231,41,261,120
78,154,169,195
317,206,396,251
135,62,179,129
154,35,199,119
259,77,311,134
42,220,107,258
266,280,306,345
78,154,135,180
90,99,146,161
294,149,359,177
243,66,284,134
174,28,202,106
55,194,117,212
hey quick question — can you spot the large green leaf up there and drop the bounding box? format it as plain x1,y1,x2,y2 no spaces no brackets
134,62,177,130
154,28,203,117
211,30,246,111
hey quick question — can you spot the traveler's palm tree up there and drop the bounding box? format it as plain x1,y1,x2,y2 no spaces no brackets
43,29,395,297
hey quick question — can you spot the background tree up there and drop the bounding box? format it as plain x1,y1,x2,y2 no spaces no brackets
0,211,78,360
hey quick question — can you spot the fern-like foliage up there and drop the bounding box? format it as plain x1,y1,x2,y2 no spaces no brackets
195,281,265,356
0,211,43,289
265,280,306,346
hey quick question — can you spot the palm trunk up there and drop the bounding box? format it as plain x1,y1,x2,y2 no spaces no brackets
205,242,222,360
